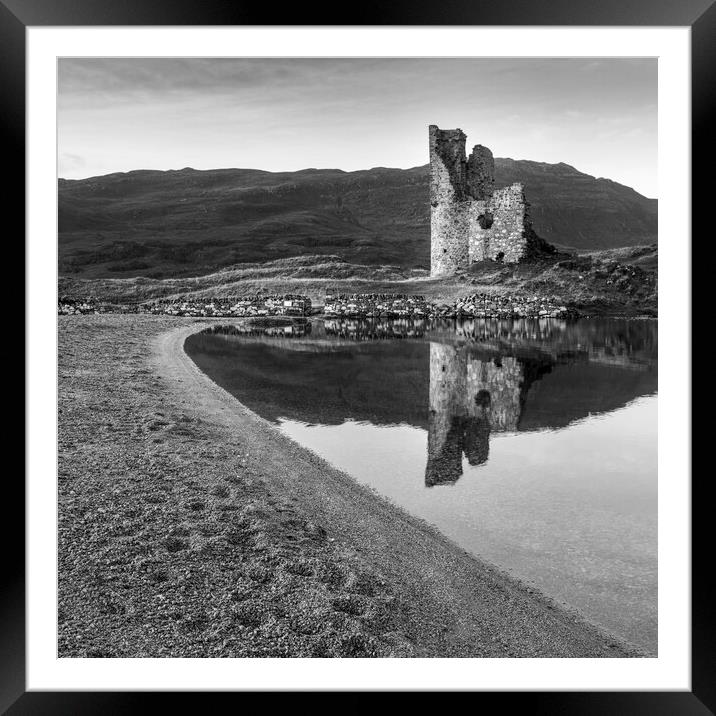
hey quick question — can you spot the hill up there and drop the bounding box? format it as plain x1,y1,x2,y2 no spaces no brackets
58,245,658,317
58,162,657,279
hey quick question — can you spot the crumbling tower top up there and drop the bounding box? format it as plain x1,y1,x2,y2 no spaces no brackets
429,125,468,202
466,144,495,201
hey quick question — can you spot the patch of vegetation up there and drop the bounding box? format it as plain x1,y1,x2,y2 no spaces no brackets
164,536,188,553
57,245,657,316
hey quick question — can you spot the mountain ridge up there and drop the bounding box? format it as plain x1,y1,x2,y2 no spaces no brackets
59,160,657,279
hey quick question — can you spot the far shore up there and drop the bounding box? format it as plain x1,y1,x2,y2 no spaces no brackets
58,314,648,658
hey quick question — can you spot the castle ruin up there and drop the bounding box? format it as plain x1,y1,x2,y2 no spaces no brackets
429,125,548,276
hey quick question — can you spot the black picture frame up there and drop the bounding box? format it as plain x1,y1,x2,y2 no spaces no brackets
8,0,707,710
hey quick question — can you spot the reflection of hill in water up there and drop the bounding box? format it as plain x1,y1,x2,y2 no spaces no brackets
423,342,656,485
518,362,656,431
185,320,657,461
323,316,657,368
185,332,431,428
431,317,656,370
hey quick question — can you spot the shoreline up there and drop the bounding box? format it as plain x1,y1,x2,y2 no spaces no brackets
58,314,648,657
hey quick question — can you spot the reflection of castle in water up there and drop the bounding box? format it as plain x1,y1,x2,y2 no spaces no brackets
426,343,552,486
193,318,656,484
324,318,428,341
204,320,312,340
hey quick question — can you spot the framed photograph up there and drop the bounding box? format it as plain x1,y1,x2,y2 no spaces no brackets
12,0,707,708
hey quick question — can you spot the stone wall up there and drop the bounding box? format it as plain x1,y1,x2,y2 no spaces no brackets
466,144,495,200
429,126,470,276
470,184,530,264
430,124,546,276
467,197,492,263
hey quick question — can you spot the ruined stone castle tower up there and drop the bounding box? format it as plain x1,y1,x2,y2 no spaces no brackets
429,125,544,277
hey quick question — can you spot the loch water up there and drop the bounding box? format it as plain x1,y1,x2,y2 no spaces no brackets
185,317,658,652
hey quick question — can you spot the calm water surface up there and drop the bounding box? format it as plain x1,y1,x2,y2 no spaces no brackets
185,317,657,652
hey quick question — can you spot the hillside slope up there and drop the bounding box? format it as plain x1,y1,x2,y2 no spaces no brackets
58,246,658,317
59,162,657,279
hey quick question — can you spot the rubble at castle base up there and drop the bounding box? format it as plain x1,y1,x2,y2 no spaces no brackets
57,294,313,318
469,185,531,264
324,293,430,318
322,292,577,320
440,293,576,320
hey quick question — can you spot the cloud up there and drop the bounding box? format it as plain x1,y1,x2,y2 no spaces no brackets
56,58,658,195
59,152,86,174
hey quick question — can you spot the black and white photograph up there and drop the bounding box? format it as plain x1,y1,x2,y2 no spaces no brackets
54,54,662,661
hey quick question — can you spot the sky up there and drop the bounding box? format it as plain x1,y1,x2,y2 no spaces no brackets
58,58,658,198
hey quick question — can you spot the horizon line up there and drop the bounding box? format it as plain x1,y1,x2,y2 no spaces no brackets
57,161,658,200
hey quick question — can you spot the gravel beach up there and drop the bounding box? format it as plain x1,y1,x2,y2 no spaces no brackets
58,314,644,658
